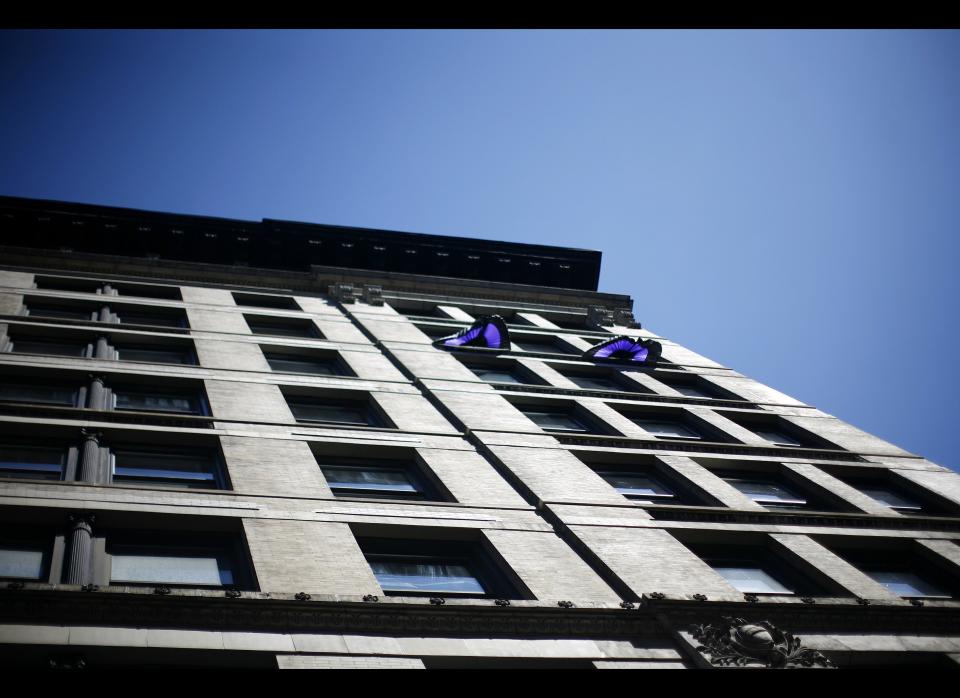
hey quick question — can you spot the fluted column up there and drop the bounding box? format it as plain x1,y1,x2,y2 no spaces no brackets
77,429,102,484
94,335,111,359
86,374,106,410
65,513,95,586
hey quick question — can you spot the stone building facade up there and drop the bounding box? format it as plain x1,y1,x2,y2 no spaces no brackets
0,195,958,669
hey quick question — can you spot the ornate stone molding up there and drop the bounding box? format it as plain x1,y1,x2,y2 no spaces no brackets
690,616,834,668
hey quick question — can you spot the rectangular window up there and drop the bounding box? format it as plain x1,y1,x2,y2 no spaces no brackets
521,409,591,433
565,374,624,391
114,344,196,365
263,352,348,376
632,418,702,440
111,449,224,489
865,570,951,599
34,276,103,294
827,546,957,599
691,544,829,596
245,315,321,339
25,303,94,321
358,538,519,599
597,471,678,503
722,476,809,509
0,382,78,406
513,339,575,355
713,565,795,594
113,387,205,415
7,336,89,357
113,308,188,329
0,543,48,580
0,444,65,480
318,460,431,500
108,543,236,587
471,368,525,384
287,398,381,427
233,292,300,310
856,484,924,513
753,428,804,447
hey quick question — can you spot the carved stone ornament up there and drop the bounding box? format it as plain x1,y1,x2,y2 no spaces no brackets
910,599,924,607
692,594,708,602
619,601,636,609
153,586,171,595
557,600,575,609
81,584,99,593
295,592,312,601
429,597,446,606
743,593,759,604
362,594,379,603
647,592,666,600
494,599,511,607
690,616,835,669
224,589,241,599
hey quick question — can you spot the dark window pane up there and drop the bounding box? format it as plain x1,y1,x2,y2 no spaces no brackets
671,385,713,399
26,304,93,320
115,310,187,328
599,472,676,502
633,419,701,439
10,339,87,357
0,445,64,480
0,383,77,406
514,340,569,354
726,478,807,507
34,277,102,293
265,354,341,376
289,401,373,426
567,375,621,391
113,450,219,488
234,293,299,310
114,389,201,415
472,369,523,384
321,466,420,495
858,486,923,511
115,346,194,365
523,411,588,432
370,558,485,595
753,428,803,447
246,318,319,338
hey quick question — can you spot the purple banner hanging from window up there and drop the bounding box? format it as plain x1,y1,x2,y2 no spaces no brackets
433,315,511,350
583,335,662,365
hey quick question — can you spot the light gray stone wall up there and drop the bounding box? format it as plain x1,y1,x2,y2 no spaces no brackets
195,338,272,371
243,519,380,595
0,270,34,290
186,307,252,335
484,529,620,602
205,380,294,423
220,436,331,498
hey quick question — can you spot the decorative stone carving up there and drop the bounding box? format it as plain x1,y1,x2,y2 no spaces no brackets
328,283,356,303
800,597,816,605
646,592,666,600
153,586,171,595
224,589,241,599
692,594,708,602
65,513,95,585
295,592,312,601
856,597,871,606
429,597,446,605
690,616,834,668
362,594,379,603
743,593,759,604
362,285,384,306
619,601,636,609
910,599,924,607
81,584,99,593
557,600,575,609
586,306,614,328
494,599,511,607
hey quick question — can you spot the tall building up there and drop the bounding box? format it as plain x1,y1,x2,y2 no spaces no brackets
0,195,958,670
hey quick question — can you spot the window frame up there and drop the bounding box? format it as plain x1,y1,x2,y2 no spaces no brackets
232,292,301,310
692,544,828,597
113,342,197,366
0,441,69,482
262,349,352,377
108,445,228,490
244,314,322,339
110,384,209,417
317,458,438,501
285,395,386,428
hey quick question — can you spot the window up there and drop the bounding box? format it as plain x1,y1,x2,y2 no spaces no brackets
6,334,89,357
855,483,925,514
24,302,94,321
753,428,804,447
114,343,196,365
319,459,433,500
721,475,810,510
112,386,206,415
358,538,519,599
33,276,181,300
113,307,188,329
827,546,958,599
106,538,242,588
111,448,225,489
597,471,679,503
0,381,79,407
233,292,300,310
513,338,575,355
0,541,49,581
632,418,703,440
655,375,733,400
693,545,826,596
286,396,383,427
0,443,65,481
34,276,102,294
471,367,525,384
245,315,321,339
519,407,593,433
263,351,349,376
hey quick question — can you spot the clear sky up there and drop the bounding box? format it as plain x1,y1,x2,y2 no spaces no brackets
1,29,958,470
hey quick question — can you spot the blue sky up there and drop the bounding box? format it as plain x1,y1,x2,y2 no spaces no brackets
1,29,958,470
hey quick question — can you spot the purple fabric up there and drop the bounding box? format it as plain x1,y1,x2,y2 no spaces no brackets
435,315,510,350
585,335,658,364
